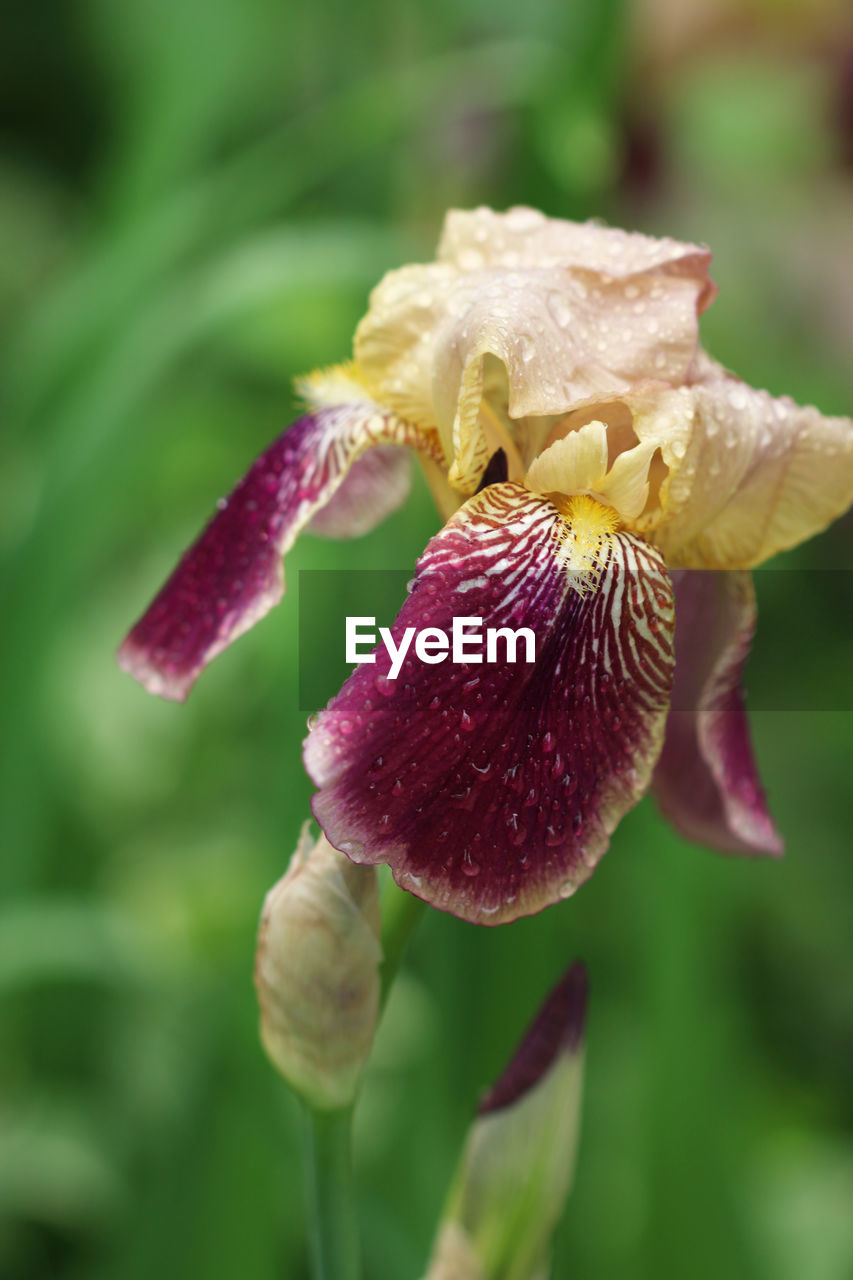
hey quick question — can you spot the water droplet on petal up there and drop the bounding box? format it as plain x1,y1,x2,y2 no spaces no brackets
547,292,573,329
461,849,480,877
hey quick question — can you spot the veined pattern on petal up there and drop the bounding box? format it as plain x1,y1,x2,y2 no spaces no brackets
119,402,442,701
305,482,675,925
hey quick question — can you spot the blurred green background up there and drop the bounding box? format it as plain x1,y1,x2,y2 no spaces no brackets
2,0,852,1276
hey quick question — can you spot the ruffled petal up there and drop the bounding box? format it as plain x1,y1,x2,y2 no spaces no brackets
355,208,716,495
635,355,853,568
653,570,783,856
437,206,717,311
119,400,441,701
304,482,675,925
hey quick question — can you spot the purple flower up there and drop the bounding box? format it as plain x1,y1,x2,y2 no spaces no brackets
120,207,853,924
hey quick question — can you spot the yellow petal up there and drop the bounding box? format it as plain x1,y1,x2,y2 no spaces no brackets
633,355,853,568
524,421,609,496
596,438,659,520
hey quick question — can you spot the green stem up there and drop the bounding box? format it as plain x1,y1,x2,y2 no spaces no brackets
379,881,427,1011
298,882,424,1279
301,1104,360,1280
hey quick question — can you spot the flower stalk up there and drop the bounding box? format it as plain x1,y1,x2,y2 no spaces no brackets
379,877,427,1011
300,1103,361,1280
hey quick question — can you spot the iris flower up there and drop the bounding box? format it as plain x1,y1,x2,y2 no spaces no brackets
120,207,853,924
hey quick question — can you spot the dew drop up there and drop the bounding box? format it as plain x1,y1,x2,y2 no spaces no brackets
547,292,573,329
461,850,480,877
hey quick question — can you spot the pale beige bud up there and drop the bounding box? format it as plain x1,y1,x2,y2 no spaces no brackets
423,964,588,1280
254,824,382,1110
426,1222,486,1280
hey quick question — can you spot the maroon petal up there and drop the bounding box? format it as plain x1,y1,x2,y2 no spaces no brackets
119,403,440,701
652,570,783,856
304,482,675,925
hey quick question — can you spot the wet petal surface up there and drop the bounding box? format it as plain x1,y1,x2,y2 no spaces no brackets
355,208,716,492
119,402,439,700
305,482,675,924
639,354,853,567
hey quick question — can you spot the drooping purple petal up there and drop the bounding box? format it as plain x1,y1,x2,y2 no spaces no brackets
119,403,440,701
304,482,676,925
479,962,588,1114
652,569,783,856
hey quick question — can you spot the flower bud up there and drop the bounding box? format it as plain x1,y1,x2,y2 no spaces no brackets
423,963,588,1280
254,824,382,1110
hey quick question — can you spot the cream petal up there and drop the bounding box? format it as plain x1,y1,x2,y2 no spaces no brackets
525,423,658,523
356,257,709,493
596,438,659,520
437,207,717,312
524,421,609,496
634,356,853,568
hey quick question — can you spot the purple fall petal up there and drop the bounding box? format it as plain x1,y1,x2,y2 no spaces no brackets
304,482,676,925
653,569,783,856
119,403,437,701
